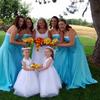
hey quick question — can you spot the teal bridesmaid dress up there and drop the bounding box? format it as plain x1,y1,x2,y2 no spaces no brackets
54,34,97,89
22,33,32,39
53,34,70,84
0,32,23,91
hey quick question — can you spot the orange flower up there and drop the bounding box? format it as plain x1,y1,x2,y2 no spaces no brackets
34,37,44,51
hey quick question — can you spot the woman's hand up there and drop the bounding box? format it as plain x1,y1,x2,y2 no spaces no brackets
54,42,62,46
21,42,27,47
54,42,59,46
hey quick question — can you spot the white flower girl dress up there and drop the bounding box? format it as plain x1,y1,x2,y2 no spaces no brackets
39,57,62,97
14,58,39,97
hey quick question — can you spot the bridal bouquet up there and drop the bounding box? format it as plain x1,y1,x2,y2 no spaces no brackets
34,37,44,51
34,37,59,51
31,63,41,70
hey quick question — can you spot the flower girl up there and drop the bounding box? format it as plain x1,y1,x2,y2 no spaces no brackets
38,47,62,98
14,47,39,97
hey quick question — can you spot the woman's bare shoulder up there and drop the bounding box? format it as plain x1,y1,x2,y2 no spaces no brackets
7,25,17,33
69,28,76,35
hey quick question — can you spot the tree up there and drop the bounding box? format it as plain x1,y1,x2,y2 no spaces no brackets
89,0,100,64
0,0,29,24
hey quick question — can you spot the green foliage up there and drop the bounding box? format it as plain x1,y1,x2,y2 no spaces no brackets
32,18,38,25
66,19,93,27
46,18,93,27
0,19,4,25
19,2,29,17
0,0,29,25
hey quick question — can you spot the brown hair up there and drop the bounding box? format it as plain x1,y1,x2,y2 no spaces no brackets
46,47,54,59
50,16,59,29
26,17,34,32
59,19,72,31
13,15,26,30
37,18,48,30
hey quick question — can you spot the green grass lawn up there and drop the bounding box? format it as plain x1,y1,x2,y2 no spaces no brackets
0,31,100,100
79,36,96,56
0,31,5,45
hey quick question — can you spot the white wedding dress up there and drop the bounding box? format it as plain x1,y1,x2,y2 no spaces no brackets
39,57,62,97
32,30,48,64
14,58,39,97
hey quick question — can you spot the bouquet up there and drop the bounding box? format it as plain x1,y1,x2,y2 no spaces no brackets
49,38,59,46
23,37,34,46
34,37,44,51
34,37,59,51
43,38,52,45
31,63,41,70
43,38,59,46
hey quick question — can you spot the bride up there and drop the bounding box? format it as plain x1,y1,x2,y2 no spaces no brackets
32,18,49,64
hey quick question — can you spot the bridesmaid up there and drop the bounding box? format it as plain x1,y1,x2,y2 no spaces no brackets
0,15,26,91
32,18,48,64
49,16,59,39
23,17,34,55
23,17,34,39
54,19,97,89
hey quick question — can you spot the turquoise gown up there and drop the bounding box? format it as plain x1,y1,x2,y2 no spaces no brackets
0,32,23,91
22,33,32,39
53,34,97,89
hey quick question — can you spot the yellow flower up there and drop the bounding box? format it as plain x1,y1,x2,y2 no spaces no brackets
44,38,51,45
31,63,41,70
49,39,59,46
52,39,59,44
23,37,34,44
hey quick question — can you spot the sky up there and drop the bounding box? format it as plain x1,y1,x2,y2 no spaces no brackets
21,0,93,22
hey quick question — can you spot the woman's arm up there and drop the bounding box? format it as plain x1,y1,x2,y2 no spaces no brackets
57,28,76,47
9,25,26,46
